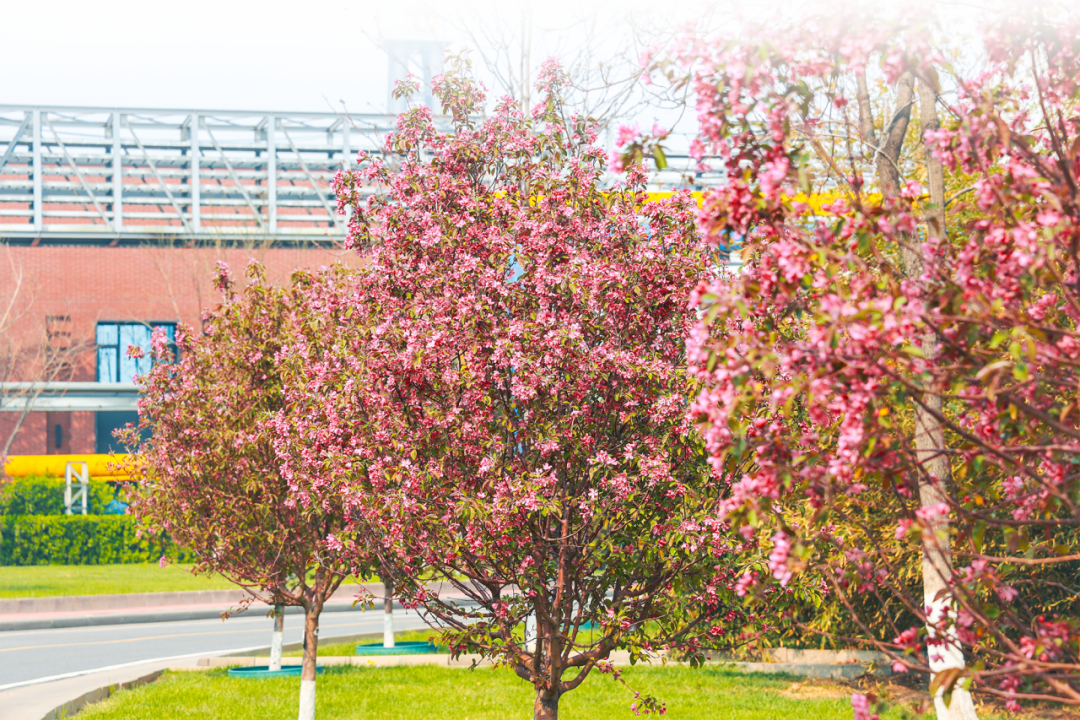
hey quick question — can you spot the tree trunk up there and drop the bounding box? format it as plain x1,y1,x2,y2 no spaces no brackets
269,605,284,671
915,78,979,720
534,686,559,720
525,612,538,653
383,581,395,648
859,69,978,720
298,608,319,720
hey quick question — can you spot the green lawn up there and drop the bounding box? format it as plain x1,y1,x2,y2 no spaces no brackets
0,564,381,599
76,664,894,720
0,564,236,598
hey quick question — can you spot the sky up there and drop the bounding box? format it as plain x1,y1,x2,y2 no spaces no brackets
0,0,733,116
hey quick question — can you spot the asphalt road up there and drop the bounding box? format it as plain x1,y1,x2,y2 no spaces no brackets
0,607,430,689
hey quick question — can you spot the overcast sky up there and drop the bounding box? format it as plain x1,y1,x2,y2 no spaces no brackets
1,0,737,115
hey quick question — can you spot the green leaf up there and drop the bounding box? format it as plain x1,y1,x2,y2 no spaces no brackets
653,146,668,170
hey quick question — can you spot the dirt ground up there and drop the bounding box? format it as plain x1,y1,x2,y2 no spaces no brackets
840,672,1076,719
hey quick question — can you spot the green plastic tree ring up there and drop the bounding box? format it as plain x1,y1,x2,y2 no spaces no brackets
227,665,325,678
355,641,438,655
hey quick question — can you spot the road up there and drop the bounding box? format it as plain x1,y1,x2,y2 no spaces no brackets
0,607,430,690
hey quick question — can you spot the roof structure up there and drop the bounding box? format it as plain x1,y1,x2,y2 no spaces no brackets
0,104,713,248
0,105,401,247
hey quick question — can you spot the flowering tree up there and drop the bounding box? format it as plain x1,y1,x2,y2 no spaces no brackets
632,8,1080,718
120,262,357,720
272,59,783,720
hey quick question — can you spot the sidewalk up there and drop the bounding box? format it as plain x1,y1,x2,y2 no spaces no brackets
0,585,384,631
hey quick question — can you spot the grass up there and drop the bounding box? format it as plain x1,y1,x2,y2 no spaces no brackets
0,564,380,599
74,664,936,720
287,626,604,657
0,564,237,598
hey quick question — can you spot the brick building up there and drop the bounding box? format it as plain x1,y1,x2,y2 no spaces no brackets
0,242,356,456
0,105,395,458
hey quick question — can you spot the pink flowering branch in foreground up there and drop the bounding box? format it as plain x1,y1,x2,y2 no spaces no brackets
636,6,1080,717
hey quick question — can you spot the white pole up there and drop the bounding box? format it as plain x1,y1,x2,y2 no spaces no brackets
269,605,284,671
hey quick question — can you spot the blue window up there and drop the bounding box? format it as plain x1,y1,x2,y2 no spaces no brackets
96,322,176,383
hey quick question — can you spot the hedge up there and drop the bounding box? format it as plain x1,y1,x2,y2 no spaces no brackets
0,476,118,516
0,515,193,566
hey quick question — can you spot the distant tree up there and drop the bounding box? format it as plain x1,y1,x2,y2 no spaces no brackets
120,262,359,720
272,59,795,720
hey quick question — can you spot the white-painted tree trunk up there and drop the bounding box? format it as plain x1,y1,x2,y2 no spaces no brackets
269,605,284,671
298,680,316,720
525,612,537,652
924,592,979,719
298,607,319,720
914,79,978,720
383,584,395,648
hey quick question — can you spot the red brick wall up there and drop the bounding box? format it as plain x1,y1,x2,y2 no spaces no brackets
1,243,360,456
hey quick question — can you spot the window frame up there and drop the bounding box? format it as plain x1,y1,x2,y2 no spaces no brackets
95,321,177,383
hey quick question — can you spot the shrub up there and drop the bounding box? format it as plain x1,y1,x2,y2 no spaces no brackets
0,514,191,565
0,476,117,516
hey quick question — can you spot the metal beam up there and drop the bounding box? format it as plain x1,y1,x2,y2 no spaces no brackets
124,119,194,235
31,110,42,231
0,382,139,413
112,111,123,230
45,117,114,231
281,125,341,229
202,122,267,232
190,112,200,231
0,114,30,173
268,114,277,234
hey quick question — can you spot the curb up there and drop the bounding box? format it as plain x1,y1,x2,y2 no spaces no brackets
39,670,163,720
0,590,249,615
0,600,380,632
723,661,887,680
0,584,385,615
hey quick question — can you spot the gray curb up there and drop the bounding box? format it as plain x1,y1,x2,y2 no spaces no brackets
0,585,386,615
0,599,382,632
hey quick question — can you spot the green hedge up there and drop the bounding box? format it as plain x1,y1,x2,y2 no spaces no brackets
0,515,193,566
0,476,118,516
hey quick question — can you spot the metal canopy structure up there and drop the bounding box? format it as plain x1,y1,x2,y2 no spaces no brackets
0,105,406,247
0,104,712,248
0,382,139,412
